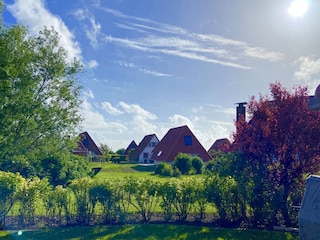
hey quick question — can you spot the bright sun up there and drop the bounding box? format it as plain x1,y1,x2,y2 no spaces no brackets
288,0,309,17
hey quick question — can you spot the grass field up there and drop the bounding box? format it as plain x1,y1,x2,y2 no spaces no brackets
0,224,299,240
91,161,157,179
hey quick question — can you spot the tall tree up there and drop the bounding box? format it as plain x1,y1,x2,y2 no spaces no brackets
0,21,83,177
233,82,320,226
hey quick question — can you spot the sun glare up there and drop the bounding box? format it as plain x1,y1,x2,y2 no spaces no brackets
288,0,309,17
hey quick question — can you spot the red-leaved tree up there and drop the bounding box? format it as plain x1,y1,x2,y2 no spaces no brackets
233,82,320,227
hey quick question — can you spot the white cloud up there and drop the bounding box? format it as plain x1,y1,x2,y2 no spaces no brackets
169,114,194,129
8,0,82,61
119,101,158,133
88,60,99,69
83,90,94,99
117,61,172,77
101,102,123,115
103,8,284,70
79,98,128,150
294,56,320,92
81,99,126,131
73,8,101,48
244,46,284,62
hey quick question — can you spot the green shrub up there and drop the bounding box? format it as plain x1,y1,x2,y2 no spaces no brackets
174,153,192,175
191,156,204,174
155,162,174,177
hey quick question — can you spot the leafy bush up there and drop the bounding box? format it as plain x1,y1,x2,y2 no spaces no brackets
155,162,174,176
174,153,192,175
191,156,204,174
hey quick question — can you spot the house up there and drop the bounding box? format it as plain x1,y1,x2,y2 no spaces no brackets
123,140,138,160
208,138,231,153
73,131,103,158
308,84,320,110
129,134,159,164
151,125,212,164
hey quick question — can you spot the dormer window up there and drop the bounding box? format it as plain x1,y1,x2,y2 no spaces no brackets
184,135,192,146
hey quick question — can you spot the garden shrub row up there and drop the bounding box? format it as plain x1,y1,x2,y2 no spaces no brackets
1,171,247,229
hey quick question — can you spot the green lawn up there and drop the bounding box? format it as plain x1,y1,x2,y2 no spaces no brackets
0,224,299,240
91,162,159,179
90,161,203,181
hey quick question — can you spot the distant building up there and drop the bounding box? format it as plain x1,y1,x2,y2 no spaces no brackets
208,138,231,153
151,125,211,164
124,140,138,155
129,134,159,164
73,131,103,158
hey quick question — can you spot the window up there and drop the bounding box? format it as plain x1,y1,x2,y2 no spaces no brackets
184,135,192,146
143,153,148,158
149,142,157,147
157,151,162,157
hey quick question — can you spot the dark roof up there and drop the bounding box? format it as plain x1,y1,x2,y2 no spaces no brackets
73,131,103,156
129,134,159,161
124,140,138,155
151,125,211,162
208,138,231,152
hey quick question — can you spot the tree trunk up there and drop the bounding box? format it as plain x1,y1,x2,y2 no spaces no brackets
281,183,292,227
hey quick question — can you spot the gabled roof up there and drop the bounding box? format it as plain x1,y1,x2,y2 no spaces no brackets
129,134,159,161
124,140,138,155
73,131,103,156
208,138,231,152
151,125,211,162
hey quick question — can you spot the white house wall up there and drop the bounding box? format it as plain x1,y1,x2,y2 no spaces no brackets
138,135,159,164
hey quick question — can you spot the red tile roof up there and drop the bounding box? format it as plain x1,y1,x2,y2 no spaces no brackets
208,138,231,152
151,125,211,162
129,134,159,161
73,131,103,156
124,140,138,155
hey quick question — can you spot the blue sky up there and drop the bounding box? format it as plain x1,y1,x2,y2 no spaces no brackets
3,0,320,151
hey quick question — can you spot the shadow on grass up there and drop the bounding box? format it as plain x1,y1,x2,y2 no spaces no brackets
131,165,157,172
1,224,299,240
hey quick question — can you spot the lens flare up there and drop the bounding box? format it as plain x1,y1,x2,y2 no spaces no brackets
288,0,309,17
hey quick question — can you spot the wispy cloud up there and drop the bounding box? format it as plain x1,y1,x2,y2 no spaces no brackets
102,8,283,70
73,8,102,48
8,0,82,61
101,102,123,115
117,61,173,77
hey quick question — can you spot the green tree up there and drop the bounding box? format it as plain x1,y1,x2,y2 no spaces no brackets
0,22,83,178
116,148,125,155
99,143,114,161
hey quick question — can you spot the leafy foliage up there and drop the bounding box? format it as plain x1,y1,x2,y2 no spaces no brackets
0,22,83,180
0,171,24,227
174,153,193,175
233,82,320,227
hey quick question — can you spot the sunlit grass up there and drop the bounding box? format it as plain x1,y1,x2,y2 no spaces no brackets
0,224,299,240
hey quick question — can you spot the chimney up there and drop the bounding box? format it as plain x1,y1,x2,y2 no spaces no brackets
236,102,247,122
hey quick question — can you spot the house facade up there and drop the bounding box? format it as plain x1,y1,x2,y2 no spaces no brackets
129,134,159,164
151,125,211,164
